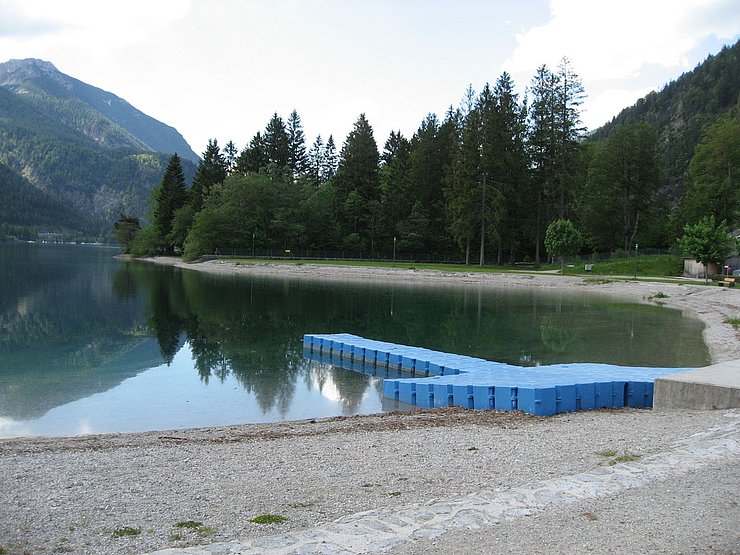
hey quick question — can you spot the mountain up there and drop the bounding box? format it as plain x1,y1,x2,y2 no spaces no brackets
0,59,198,240
0,59,199,162
590,40,739,200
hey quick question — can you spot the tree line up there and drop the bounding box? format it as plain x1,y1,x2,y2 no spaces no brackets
120,57,738,265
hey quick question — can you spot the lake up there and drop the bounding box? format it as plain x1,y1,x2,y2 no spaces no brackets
0,243,710,438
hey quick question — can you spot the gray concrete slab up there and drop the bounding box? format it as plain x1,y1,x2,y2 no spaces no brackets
654,359,740,410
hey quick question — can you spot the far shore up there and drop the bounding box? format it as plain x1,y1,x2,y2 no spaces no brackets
136,255,740,365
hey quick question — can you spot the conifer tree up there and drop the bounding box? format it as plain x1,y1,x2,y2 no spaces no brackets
223,140,238,174
190,139,227,212
263,113,290,168
307,134,326,186
287,109,308,177
153,153,188,254
235,132,267,175
322,135,339,181
334,114,379,249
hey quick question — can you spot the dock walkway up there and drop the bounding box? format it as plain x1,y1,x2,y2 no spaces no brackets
303,333,691,416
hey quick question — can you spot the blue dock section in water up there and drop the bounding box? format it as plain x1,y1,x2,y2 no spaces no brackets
302,333,690,416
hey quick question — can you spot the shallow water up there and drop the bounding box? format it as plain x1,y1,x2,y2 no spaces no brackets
0,243,710,437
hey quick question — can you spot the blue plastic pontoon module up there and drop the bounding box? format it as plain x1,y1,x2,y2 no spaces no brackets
302,333,687,416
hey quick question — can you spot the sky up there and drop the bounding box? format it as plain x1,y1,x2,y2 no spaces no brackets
0,0,738,156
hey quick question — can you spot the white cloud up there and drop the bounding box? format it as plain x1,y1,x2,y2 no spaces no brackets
502,0,740,129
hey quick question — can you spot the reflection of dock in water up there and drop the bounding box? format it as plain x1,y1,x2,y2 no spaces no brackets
304,333,692,416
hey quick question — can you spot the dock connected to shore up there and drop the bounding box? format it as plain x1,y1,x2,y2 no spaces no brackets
303,333,691,416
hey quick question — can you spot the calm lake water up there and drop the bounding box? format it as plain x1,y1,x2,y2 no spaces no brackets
0,243,710,438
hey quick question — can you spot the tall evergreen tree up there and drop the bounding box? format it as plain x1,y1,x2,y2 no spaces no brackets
490,72,530,263
153,153,188,253
379,130,412,245
445,95,482,264
287,109,308,177
223,140,238,174
263,113,290,168
235,132,267,175
333,114,379,250
190,139,227,212
322,135,339,182
307,134,326,186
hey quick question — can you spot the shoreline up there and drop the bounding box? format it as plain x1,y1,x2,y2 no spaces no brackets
2,257,739,554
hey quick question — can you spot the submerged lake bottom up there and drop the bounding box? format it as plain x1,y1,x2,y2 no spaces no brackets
0,244,710,438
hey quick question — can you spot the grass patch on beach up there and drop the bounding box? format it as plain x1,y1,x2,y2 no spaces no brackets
595,449,618,457
725,317,740,328
174,521,202,529
174,521,214,536
112,526,141,538
249,514,288,525
646,291,670,301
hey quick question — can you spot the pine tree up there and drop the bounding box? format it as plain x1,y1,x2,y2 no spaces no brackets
445,96,481,264
287,109,308,178
334,114,379,249
223,140,238,175
379,130,412,244
263,113,290,168
190,139,227,212
153,153,188,254
235,132,267,175
307,134,326,186
322,135,339,182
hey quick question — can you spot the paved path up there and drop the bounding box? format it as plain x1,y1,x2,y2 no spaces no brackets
148,411,740,555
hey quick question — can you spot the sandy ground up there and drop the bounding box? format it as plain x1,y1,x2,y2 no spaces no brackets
1,259,739,555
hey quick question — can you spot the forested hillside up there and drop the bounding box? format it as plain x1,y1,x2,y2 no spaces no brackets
0,59,198,162
0,60,198,241
591,41,739,201
129,42,738,263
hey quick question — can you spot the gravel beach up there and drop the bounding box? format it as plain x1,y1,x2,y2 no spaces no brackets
1,261,739,555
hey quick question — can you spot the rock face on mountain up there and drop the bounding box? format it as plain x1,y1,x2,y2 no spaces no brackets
0,59,198,240
0,59,199,162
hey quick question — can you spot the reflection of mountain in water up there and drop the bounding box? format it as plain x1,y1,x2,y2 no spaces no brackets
0,337,172,420
0,243,175,420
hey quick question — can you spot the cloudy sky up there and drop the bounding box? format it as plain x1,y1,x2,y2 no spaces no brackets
1,0,738,156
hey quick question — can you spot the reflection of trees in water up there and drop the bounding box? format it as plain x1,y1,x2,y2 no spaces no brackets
125,264,329,414
124,261,712,414
539,314,577,353
306,363,375,414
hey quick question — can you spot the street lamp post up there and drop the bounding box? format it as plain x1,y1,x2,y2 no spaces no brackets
252,233,255,258
634,243,639,280
393,236,396,267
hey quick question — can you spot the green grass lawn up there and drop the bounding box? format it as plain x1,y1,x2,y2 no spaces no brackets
222,253,688,279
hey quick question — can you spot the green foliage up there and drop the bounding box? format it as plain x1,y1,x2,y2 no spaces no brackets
113,214,141,253
677,215,734,281
183,173,306,260
581,124,661,251
189,139,227,212
544,219,583,266
249,514,288,525
681,117,740,226
0,63,198,239
112,527,141,538
153,154,188,254
592,41,739,200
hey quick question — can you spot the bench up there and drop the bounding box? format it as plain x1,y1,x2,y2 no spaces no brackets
718,277,736,288
585,264,593,272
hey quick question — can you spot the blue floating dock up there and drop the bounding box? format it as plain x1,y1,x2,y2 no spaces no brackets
302,333,691,416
